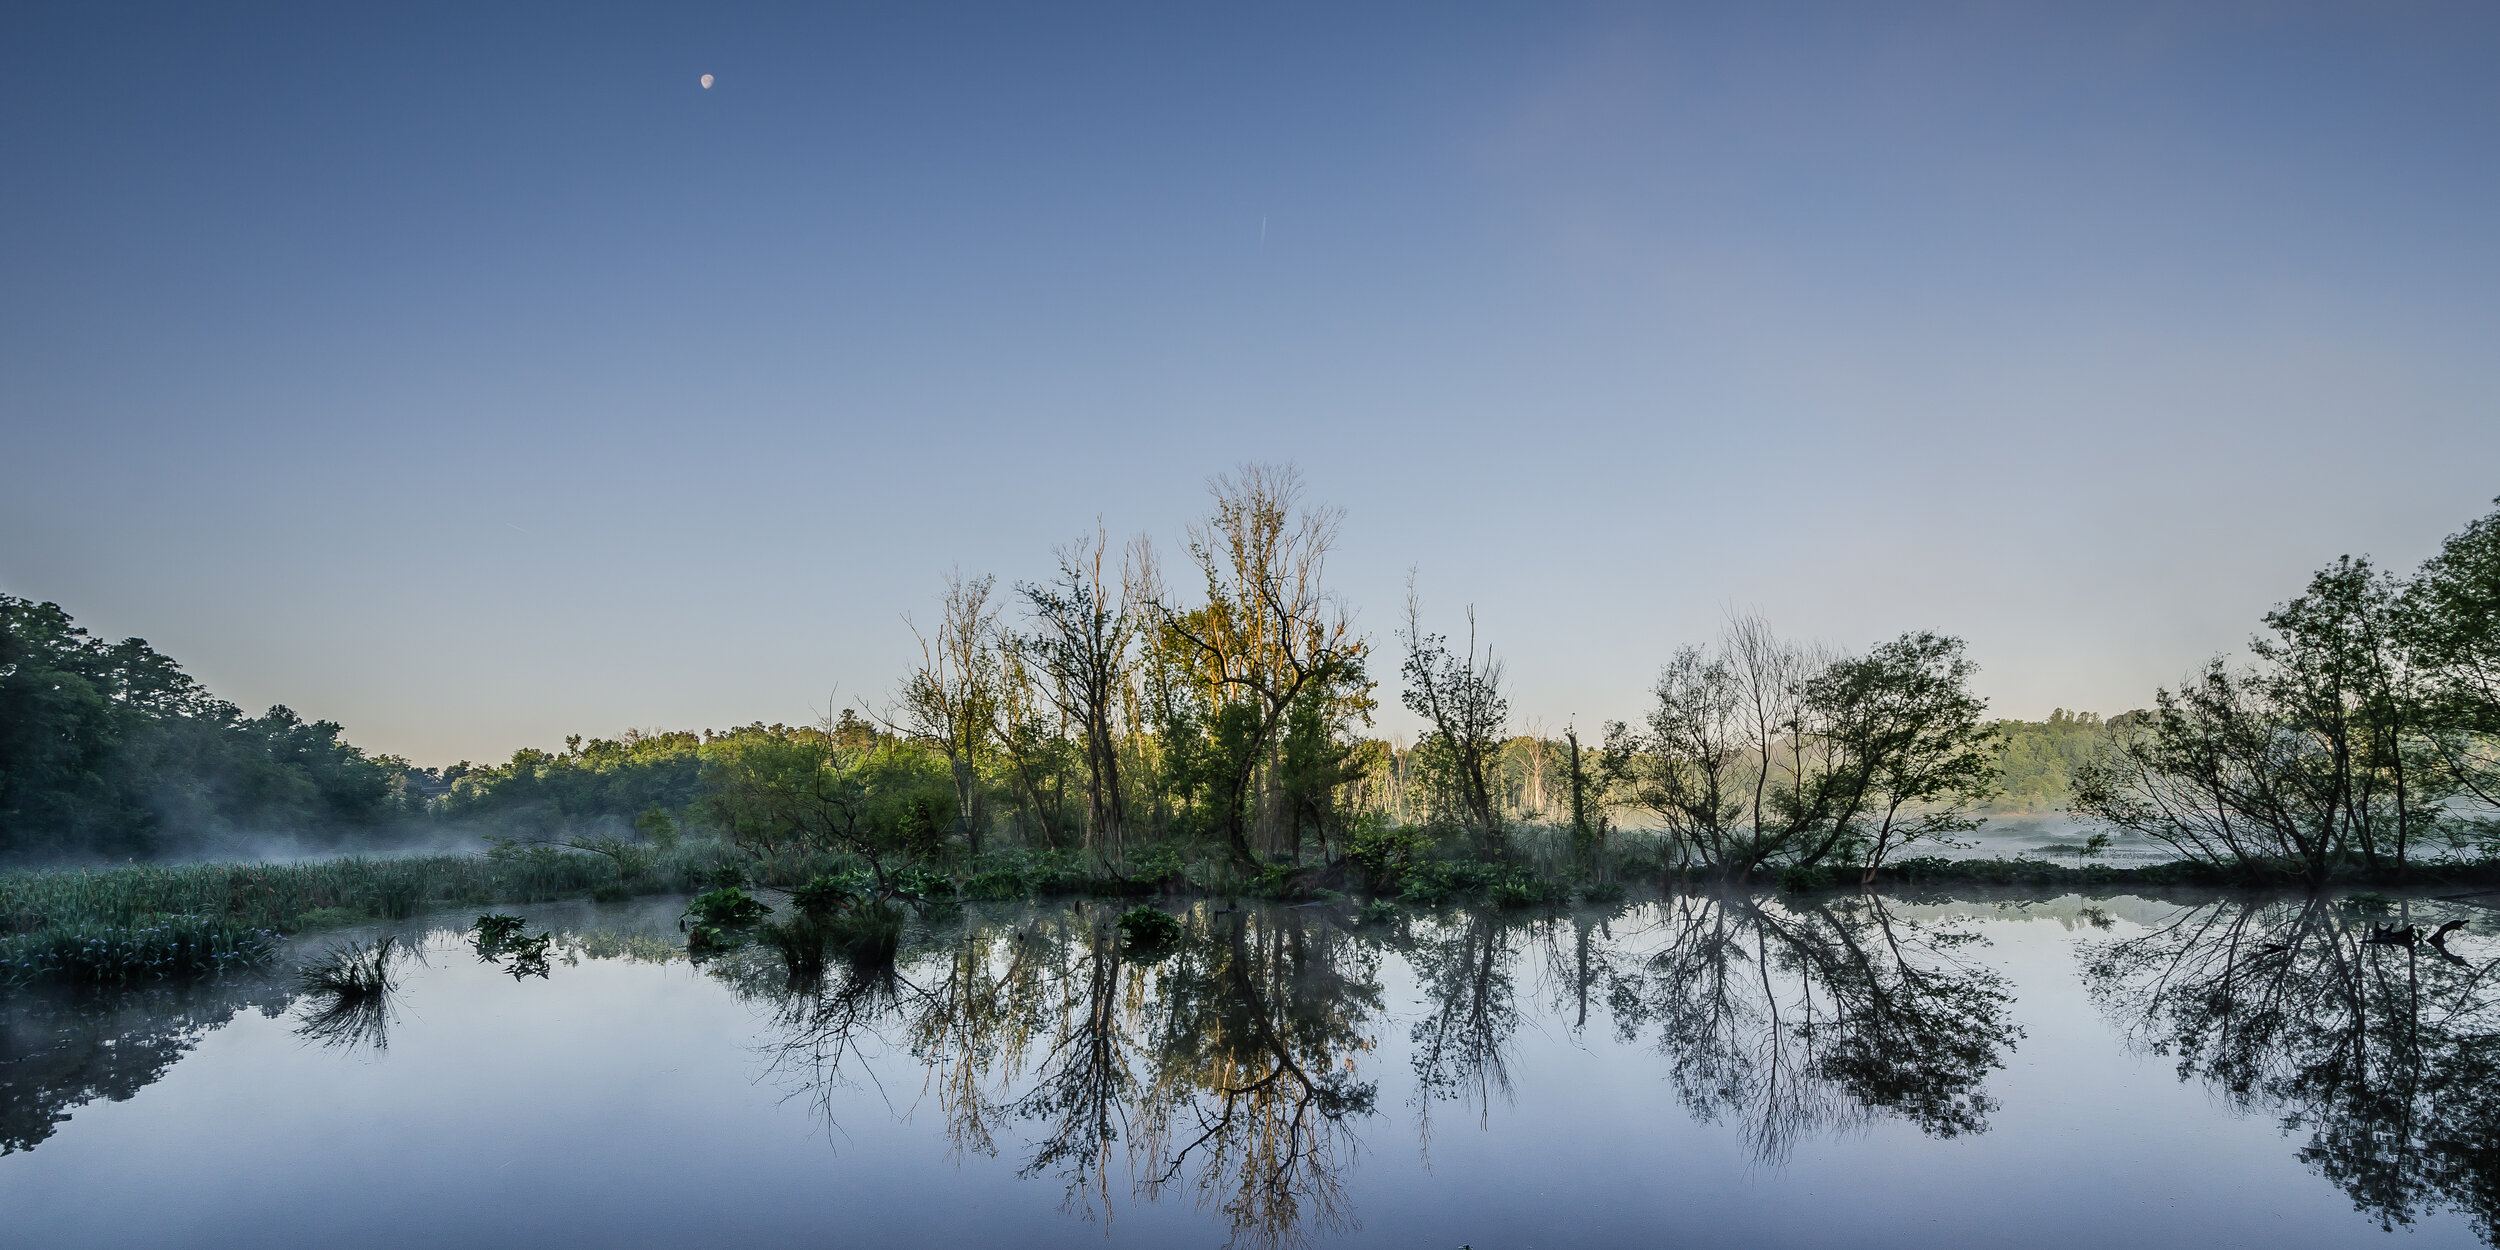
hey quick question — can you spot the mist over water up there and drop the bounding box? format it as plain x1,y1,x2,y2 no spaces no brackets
3,890,2491,1249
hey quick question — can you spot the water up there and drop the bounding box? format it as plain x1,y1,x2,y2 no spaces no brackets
3,890,2492,1249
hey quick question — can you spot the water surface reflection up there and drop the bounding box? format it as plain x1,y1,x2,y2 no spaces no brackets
2085,893,2500,1240
0,891,2493,1249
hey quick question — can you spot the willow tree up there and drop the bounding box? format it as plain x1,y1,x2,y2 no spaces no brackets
1152,464,1370,865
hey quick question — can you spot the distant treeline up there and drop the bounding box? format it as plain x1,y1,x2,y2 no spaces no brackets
8,470,2494,887
0,597,433,861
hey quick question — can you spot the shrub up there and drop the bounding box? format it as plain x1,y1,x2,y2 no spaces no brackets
1776,863,1836,893
1123,844,1189,890
890,865,955,902
761,912,831,980
963,869,1025,901
684,886,771,929
792,872,869,919
1348,820,1437,892
827,901,904,967
1117,905,1184,951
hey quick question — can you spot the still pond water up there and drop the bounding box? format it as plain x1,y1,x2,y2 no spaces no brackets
3,890,2494,1249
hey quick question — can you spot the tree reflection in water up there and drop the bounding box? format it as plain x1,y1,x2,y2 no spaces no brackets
749,903,1381,1250
1605,892,2022,1164
2085,895,2500,1242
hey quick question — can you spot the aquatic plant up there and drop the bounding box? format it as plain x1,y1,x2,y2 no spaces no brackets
0,842,735,942
683,886,771,930
1116,905,1183,951
471,913,554,979
0,916,281,988
828,901,904,967
294,936,401,1050
298,935,398,1001
1578,880,1628,904
761,912,833,980
791,872,868,919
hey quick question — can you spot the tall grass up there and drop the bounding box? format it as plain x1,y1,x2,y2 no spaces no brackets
0,916,280,988
0,841,740,937
0,840,743,988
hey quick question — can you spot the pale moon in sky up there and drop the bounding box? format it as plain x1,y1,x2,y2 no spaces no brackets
700,73,714,89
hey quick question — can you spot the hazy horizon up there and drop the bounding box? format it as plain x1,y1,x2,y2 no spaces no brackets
8,3,2498,767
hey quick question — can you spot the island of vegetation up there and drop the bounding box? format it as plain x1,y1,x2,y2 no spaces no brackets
3,467,2495,986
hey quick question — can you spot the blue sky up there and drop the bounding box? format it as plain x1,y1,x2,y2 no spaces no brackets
5,2,2497,765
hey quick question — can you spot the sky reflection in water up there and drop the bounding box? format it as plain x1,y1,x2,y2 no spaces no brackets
1,891,2493,1249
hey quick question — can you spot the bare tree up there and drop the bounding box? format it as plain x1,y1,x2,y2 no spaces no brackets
1399,579,1509,852
893,570,1001,854
1020,521,1137,863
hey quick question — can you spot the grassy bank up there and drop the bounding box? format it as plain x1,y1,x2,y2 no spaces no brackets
0,841,747,986
15,828,2498,989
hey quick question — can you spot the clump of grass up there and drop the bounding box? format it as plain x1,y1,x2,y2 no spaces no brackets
298,935,399,1001
294,936,400,1050
0,916,281,988
828,901,904,968
290,906,371,932
761,912,832,980
1356,899,1401,925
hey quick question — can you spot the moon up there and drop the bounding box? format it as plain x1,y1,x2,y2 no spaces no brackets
700,73,714,89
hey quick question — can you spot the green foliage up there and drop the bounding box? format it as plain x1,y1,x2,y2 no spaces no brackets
792,871,868,918
826,900,904,967
1777,862,1838,893
0,916,280,987
963,869,1024,900
1395,857,1565,908
471,912,554,978
1990,710,2111,813
684,886,770,929
1347,818,1437,892
0,848,708,939
760,911,832,979
290,906,369,932
0,595,427,860
1116,905,1183,950
1122,843,1189,889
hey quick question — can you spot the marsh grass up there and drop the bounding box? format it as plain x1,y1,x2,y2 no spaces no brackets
294,936,401,1050
298,935,399,1000
0,841,742,984
0,916,281,988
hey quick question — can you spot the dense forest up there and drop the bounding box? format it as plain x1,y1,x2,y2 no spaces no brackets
6,471,2495,884
0,597,432,860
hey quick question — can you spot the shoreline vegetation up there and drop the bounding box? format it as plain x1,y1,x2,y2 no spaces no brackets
3,469,2496,985
8,829,2500,990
